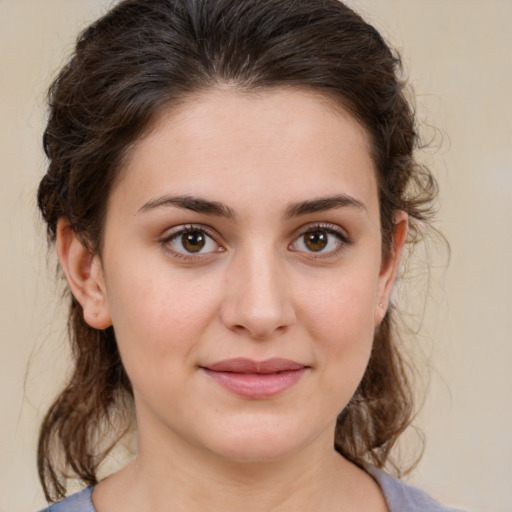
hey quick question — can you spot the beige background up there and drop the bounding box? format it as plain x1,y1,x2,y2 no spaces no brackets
1,0,511,510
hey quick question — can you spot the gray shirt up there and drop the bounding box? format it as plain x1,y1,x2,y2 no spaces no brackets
40,468,462,512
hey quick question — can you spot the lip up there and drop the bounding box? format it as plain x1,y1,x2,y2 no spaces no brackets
201,358,308,399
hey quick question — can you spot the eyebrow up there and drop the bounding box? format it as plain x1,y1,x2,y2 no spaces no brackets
285,195,367,218
137,194,236,219
137,193,366,219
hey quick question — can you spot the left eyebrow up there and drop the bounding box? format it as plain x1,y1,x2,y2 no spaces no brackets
137,194,236,219
285,195,367,218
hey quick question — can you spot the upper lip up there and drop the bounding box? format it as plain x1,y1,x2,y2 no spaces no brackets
203,358,306,374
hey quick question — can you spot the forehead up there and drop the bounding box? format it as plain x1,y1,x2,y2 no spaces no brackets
113,87,378,217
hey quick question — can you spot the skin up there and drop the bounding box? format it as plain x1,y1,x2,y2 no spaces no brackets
58,88,407,512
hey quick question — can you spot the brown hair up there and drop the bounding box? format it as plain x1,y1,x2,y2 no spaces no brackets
37,0,437,502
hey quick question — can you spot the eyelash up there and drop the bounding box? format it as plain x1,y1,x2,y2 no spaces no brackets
289,223,352,259
159,222,352,261
159,224,223,261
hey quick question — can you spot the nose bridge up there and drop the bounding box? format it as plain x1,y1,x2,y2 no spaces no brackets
220,242,295,338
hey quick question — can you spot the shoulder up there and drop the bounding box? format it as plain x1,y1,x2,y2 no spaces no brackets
35,473,468,512
367,467,466,512
36,487,96,512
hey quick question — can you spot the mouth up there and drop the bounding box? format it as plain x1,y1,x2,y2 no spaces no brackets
200,358,309,399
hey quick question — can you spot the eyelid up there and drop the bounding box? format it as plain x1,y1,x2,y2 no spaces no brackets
159,224,224,259
158,222,351,261
289,222,352,256
160,223,218,240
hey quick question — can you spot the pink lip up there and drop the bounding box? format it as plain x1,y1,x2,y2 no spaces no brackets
201,358,308,399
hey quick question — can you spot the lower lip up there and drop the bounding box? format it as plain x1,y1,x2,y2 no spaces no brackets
202,368,307,399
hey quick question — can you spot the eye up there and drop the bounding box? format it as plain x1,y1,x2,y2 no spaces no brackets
290,226,349,255
163,226,222,256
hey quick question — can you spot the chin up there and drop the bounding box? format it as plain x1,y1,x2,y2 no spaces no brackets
200,417,313,464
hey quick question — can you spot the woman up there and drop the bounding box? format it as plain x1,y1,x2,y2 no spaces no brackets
36,0,454,510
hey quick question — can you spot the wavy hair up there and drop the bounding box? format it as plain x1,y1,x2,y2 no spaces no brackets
37,0,438,501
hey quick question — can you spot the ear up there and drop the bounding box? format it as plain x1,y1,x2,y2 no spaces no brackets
56,218,112,329
375,211,408,325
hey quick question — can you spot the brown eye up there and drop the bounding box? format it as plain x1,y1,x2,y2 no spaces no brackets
182,231,206,253
165,227,221,256
303,231,328,252
290,226,348,256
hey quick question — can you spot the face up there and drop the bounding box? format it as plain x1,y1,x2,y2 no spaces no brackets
64,88,405,465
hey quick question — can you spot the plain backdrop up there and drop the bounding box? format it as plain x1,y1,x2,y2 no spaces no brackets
1,1,511,511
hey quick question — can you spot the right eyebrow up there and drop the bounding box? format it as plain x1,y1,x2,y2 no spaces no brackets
137,194,236,219
285,194,367,218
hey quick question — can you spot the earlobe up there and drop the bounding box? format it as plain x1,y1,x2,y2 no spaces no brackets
56,219,112,329
375,212,408,325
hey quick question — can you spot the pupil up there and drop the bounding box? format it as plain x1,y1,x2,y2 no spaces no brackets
182,232,205,252
305,231,327,251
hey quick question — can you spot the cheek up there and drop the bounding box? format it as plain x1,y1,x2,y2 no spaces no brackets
104,260,224,374
298,270,378,394
300,272,378,341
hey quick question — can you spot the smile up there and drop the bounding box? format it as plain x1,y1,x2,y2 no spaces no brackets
201,358,309,399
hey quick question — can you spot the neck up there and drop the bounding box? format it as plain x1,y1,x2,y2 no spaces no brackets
138,432,347,511
93,415,386,512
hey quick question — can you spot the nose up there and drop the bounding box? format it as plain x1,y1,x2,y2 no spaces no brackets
219,248,296,339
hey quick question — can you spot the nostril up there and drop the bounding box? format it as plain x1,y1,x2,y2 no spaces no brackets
228,322,288,340
218,264,296,338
